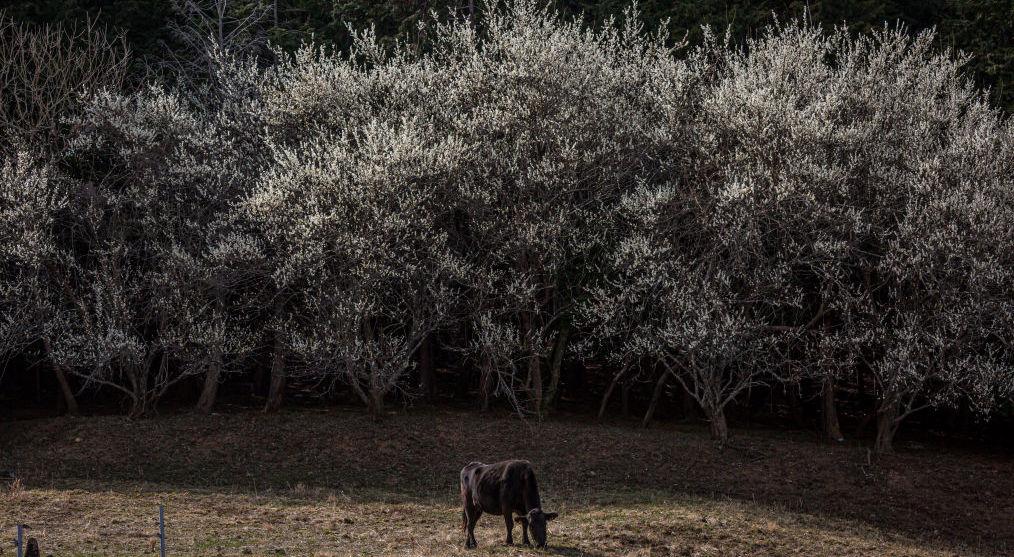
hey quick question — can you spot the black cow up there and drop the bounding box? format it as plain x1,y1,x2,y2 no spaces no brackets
460,460,558,549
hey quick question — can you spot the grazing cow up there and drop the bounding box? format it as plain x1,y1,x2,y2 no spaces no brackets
460,460,558,549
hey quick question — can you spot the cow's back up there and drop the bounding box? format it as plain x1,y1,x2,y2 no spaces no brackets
460,461,484,483
462,459,540,516
460,461,484,501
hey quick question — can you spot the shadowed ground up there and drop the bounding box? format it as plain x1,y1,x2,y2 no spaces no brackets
1,408,1011,556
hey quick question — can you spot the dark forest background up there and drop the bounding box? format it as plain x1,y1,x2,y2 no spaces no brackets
4,0,1012,112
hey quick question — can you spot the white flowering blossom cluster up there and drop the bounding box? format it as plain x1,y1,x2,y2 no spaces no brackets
1,2,1011,448
0,147,63,269
0,146,65,353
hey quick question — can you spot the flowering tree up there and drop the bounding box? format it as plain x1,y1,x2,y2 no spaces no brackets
242,115,467,416
578,28,803,442
0,147,59,345
50,88,191,417
583,19,1014,447
426,1,701,415
702,21,1014,451
153,103,263,414
582,177,793,443
693,22,868,441
0,146,77,411
805,26,1014,453
863,92,1014,452
56,85,260,416
0,13,131,414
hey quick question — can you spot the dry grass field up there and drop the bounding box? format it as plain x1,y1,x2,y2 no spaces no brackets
1,408,1012,556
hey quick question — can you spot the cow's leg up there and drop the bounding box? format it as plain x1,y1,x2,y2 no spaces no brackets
503,512,515,545
519,516,531,546
464,504,481,549
462,484,481,549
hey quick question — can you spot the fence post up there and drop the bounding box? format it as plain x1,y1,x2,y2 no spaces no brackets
158,504,166,557
15,524,23,557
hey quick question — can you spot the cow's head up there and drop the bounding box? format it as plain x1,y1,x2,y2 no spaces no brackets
526,508,558,548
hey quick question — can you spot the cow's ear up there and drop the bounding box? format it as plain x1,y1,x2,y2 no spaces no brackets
545,512,558,521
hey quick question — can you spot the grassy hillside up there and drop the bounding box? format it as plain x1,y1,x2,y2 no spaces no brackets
1,409,1011,556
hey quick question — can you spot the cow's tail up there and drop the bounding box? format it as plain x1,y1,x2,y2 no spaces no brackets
460,481,467,532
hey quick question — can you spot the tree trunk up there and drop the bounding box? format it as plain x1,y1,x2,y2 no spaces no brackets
528,350,543,417
127,389,148,419
641,371,668,428
44,339,79,416
621,380,631,417
418,334,435,402
542,323,570,413
598,365,628,420
263,331,286,413
195,352,222,414
126,361,151,419
367,387,385,420
854,401,874,438
127,399,144,419
874,398,899,454
822,375,843,442
54,365,78,416
706,406,729,444
516,251,543,416
479,356,493,412
415,0,429,52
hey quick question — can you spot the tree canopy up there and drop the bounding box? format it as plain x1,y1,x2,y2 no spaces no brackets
3,0,1012,112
